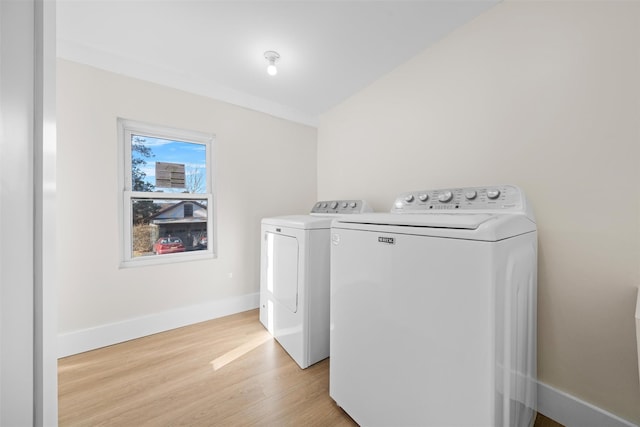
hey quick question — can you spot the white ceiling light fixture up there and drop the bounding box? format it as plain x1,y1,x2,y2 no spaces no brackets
264,50,280,76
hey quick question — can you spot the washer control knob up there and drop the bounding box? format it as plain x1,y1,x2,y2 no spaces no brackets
465,190,477,200
418,193,429,202
341,202,348,208
487,189,501,199
438,191,453,203
322,202,328,208
350,202,357,208
405,195,415,203
330,201,338,209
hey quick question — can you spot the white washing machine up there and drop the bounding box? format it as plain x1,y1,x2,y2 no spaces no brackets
260,200,372,369
330,185,537,427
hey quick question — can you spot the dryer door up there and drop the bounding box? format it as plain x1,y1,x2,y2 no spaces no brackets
265,231,299,313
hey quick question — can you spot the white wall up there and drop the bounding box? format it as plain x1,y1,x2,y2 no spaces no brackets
1,2,35,423
318,1,640,424
1,0,57,425
57,60,317,354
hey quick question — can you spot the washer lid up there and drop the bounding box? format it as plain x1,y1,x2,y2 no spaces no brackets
332,212,536,241
262,215,333,230
338,213,495,230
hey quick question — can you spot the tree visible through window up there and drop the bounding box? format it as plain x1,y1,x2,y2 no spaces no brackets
119,119,215,266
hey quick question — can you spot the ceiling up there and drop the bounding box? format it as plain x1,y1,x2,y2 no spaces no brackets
57,0,500,126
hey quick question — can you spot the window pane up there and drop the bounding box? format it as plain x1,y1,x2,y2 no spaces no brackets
131,198,209,258
131,135,207,194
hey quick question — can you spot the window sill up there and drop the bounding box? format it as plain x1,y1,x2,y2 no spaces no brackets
120,250,216,268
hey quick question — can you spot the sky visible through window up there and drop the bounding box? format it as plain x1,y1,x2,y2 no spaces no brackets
132,135,207,194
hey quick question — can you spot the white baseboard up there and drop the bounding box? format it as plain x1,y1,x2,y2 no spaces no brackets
538,381,638,427
58,293,259,358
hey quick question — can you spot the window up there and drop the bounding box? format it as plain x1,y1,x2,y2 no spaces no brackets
118,119,215,266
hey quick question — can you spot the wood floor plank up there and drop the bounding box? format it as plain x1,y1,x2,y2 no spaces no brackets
59,309,562,427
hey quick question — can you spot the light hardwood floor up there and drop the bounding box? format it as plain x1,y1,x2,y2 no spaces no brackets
59,309,563,426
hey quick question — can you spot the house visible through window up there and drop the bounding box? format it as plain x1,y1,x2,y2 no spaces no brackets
119,119,215,266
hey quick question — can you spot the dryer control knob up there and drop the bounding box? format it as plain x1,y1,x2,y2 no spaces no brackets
487,189,501,199
405,195,415,203
330,201,338,209
418,194,429,202
350,202,357,208
465,190,477,200
322,202,328,208
438,191,453,203
341,202,348,208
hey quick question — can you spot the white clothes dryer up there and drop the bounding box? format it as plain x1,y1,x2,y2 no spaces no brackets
330,185,537,427
260,200,371,369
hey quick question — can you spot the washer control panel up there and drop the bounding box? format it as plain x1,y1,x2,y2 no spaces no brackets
391,185,524,213
311,200,372,214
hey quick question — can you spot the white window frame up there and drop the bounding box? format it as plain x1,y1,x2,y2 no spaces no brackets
118,118,216,267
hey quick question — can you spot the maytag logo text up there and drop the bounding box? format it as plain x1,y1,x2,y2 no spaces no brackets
378,236,395,245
